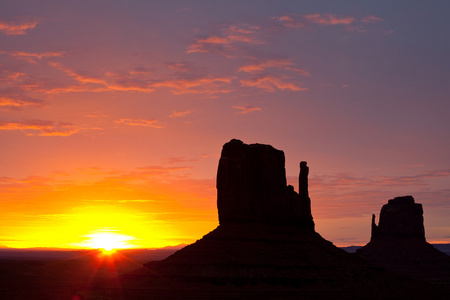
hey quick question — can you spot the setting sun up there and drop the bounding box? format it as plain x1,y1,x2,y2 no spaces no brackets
81,231,136,251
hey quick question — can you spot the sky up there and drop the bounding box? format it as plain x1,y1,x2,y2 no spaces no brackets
1,0,449,248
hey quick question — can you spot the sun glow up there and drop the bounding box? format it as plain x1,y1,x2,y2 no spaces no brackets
81,231,136,251
1,203,212,249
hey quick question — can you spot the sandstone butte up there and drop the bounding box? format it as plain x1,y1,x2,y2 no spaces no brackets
357,195,450,279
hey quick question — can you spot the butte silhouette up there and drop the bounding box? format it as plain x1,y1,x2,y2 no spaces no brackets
119,139,443,299
145,139,357,283
357,196,450,279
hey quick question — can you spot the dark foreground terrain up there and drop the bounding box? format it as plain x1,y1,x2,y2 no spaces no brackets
0,245,449,300
0,248,178,299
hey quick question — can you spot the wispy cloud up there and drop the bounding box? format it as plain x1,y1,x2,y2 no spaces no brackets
361,15,384,24
184,14,383,95
272,15,307,29
48,62,233,95
304,14,355,25
299,168,450,219
0,95,44,110
165,157,199,164
239,58,310,76
109,67,233,95
0,120,79,136
165,62,193,72
169,110,192,117
0,19,39,35
48,62,155,93
50,62,112,85
0,51,64,63
273,13,383,32
377,170,450,186
0,175,53,193
115,118,163,128
0,67,47,110
240,75,307,92
187,24,263,57
0,66,58,95
232,105,262,114
273,13,355,29
185,12,384,60
311,169,450,191
0,68,27,84
153,77,233,95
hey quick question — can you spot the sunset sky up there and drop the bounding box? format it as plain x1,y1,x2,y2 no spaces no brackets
1,0,449,249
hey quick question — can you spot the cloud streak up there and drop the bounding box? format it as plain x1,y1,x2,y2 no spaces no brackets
47,62,234,95
273,13,384,33
240,75,307,92
0,19,39,35
187,24,263,57
0,95,44,110
184,14,384,93
165,62,193,72
0,51,64,63
274,13,362,29
115,118,163,128
169,110,192,117
304,14,355,26
0,120,79,136
153,77,233,95
190,13,382,59
299,168,450,219
239,59,310,76
361,15,384,24
232,105,262,114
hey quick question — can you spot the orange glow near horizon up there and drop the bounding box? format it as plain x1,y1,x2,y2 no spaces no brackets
0,199,218,249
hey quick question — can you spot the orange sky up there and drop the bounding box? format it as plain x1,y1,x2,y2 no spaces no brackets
1,0,449,248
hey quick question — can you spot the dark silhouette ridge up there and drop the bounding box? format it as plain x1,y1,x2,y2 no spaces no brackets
112,140,446,299
216,139,314,229
358,196,450,279
371,196,425,241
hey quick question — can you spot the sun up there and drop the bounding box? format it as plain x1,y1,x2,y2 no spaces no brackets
82,231,136,251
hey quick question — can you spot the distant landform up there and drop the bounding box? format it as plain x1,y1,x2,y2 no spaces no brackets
341,244,450,255
0,247,183,261
1,243,448,260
